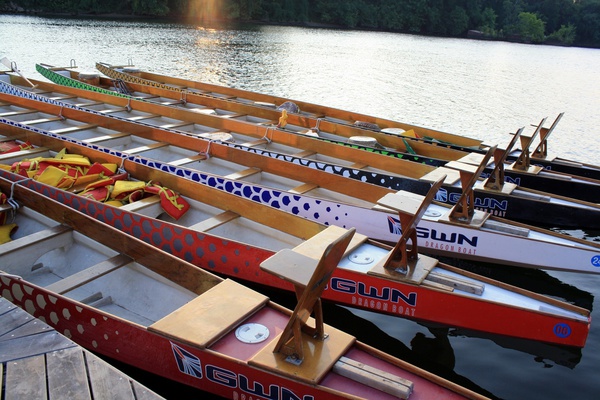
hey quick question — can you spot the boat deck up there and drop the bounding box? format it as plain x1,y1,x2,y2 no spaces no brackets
0,297,165,400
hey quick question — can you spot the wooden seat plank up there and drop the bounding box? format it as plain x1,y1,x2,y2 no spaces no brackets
168,154,206,167
148,279,268,349
187,210,239,232
240,138,270,147
82,131,131,145
50,123,98,135
45,254,132,294
288,182,318,194
0,147,49,162
292,149,317,158
122,141,169,155
224,167,261,180
0,109,37,117
0,224,72,269
333,356,413,399
119,195,162,217
420,166,461,184
20,116,64,125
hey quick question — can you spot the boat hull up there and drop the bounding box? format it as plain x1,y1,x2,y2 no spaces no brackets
2,72,599,230
1,173,589,347
1,115,599,274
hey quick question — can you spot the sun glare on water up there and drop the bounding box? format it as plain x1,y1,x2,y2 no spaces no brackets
185,0,225,23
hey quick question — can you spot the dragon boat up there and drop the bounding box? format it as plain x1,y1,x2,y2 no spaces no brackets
0,85,599,271
0,110,592,348
91,60,600,181
1,68,599,232
0,174,496,399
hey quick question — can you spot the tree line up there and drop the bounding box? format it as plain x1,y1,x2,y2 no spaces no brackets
3,0,600,47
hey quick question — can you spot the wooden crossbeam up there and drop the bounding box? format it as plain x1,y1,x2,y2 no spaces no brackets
0,225,72,269
333,356,414,399
122,141,169,155
50,123,98,135
45,254,132,294
187,210,240,232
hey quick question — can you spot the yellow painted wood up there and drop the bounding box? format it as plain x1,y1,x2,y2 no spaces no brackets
148,279,268,348
291,225,368,259
249,324,355,384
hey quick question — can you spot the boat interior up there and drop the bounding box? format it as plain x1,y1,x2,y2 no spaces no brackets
0,205,198,326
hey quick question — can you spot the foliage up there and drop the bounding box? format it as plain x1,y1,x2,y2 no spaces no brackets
547,24,577,45
4,0,600,47
517,12,545,43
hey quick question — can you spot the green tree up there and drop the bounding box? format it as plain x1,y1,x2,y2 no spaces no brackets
479,7,498,34
517,11,545,42
547,23,576,45
448,6,470,35
575,0,600,43
131,0,169,16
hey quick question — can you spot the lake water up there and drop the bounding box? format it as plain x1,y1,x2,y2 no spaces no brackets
1,14,599,400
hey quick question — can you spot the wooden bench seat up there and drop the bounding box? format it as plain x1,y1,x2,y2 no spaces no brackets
50,123,98,135
0,109,37,118
148,279,268,349
122,142,169,155
82,132,130,145
187,211,239,232
119,195,162,218
0,147,49,162
288,183,318,194
0,225,72,269
20,116,64,125
45,254,132,295
292,225,368,262
224,167,261,180
168,154,206,167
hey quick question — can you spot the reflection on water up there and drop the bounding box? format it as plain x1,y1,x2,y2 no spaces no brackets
1,14,599,399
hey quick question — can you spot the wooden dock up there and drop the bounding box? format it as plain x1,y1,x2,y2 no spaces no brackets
0,297,165,400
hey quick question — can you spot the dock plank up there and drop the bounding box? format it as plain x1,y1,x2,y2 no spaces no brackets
87,354,136,400
5,354,48,400
0,298,165,399
47,347,92,400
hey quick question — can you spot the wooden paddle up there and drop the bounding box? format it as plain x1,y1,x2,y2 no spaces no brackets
1,57,37,88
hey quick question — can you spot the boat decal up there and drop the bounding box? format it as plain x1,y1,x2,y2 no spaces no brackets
553,323,572,338
168,342,314,400
592,255,600,268
171,342,203,378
